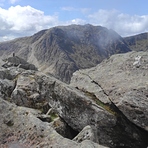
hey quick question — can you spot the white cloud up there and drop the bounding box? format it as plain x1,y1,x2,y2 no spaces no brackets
0,5,59,41
87,9,148,36
1,6,148,41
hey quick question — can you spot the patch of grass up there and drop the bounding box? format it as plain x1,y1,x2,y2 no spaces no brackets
50,112,58,121
84,91,116,115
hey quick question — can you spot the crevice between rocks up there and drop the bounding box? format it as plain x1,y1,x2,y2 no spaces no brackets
75,73,148,147
80,89,148,147
90,78,148,138
37,106,80,140
60,120,79,140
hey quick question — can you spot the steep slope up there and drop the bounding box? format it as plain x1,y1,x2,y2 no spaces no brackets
0,24,131,83
124,32,148,51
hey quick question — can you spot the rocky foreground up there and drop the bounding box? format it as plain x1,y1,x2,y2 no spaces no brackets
0,51,148,148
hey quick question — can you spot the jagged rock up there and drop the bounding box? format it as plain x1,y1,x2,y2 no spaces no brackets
0,67,18,80
5,70,148,147
2,56,37,71
0,24,130,83
0,54,148,147
70,51,148,132
50,117,79,140
11,71,41,108
0,79,15,99
0,98,107,148
73,125,95,142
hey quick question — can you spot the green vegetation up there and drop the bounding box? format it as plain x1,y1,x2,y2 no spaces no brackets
50,112,58,121
84,91,116,115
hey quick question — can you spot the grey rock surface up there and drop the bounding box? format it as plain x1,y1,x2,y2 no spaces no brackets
0,98,106,148
0,54,148,147
2,56,38,71
10,70,118,147
73,125,95,143
70,51,148,132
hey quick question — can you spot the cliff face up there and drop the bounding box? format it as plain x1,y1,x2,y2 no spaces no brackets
0,24,131,83
124,32,148,51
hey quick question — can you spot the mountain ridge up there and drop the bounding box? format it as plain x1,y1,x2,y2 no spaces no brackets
124,32,148,51
0,24,131,83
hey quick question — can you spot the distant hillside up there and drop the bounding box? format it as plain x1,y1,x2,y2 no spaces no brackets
124,32,148,51
0,24,131,83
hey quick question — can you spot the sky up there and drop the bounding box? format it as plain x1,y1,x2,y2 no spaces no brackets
0,0,148,41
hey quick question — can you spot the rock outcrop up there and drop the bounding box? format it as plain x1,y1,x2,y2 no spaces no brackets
0,98,107,148
0,24,131,83
0,56,108,148
0,54,148,148
70,51,148,134
2,56,38,71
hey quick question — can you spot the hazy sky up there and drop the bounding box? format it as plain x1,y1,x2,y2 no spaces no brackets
0,0,148,41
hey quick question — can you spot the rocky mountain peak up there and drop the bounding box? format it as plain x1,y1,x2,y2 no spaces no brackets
0,24,131,83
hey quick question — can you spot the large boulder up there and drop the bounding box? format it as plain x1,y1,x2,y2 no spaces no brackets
0,98,106,148
70,51,148,132
4,70,147,147
0,79,15,99
2,56,38,71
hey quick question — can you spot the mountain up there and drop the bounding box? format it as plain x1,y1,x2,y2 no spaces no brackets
124,32,148,51
0,24,131,83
